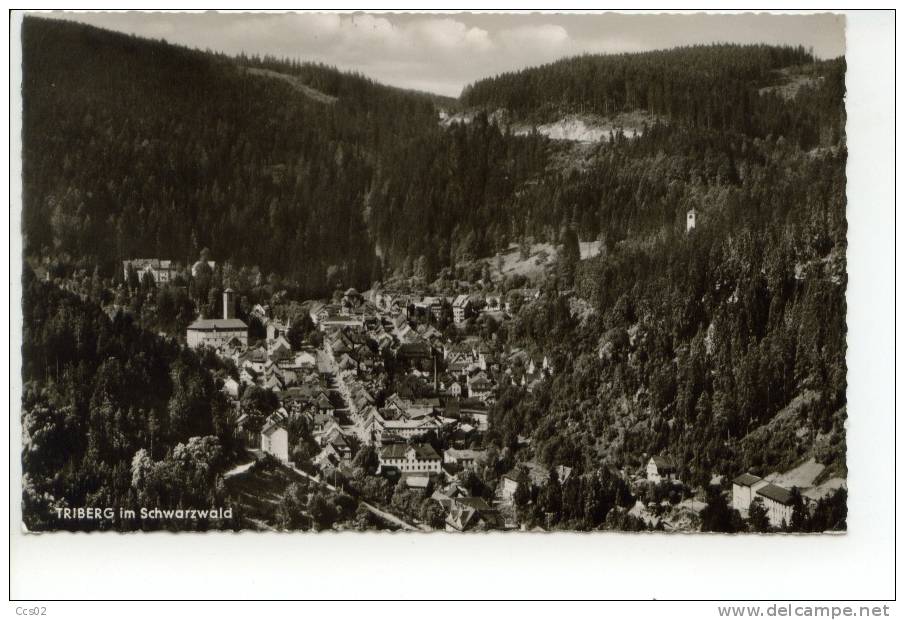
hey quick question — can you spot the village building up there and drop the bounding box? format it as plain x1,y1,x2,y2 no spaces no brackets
467,373,493,401
186,289,248,349
443,496,501,532
122,258,176,284
452,294,472,325
756,483,796,527
646,456,677,484
250,303,270,321
221,376,240,400
378,443,442,474
484,295,502,312
266,320,289,342
261,418,289,463
447,381,463,398
443,448,486,471
731,473,769,514
315,429,353,468
500,462,573,502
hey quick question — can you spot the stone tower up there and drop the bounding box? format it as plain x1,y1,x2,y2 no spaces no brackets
686,209,697,233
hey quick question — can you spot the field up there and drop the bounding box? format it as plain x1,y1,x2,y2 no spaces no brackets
243,66,339,104
486,240,603,281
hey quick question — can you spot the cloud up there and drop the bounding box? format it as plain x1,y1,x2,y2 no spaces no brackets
409,18,492,53
497,24,570,52
44,12,845,98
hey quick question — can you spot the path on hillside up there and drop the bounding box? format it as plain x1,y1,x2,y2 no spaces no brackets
222,460,256,479
289,465,430,532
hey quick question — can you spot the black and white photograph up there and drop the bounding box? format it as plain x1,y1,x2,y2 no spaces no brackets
16,9,851,534
7,5,898,606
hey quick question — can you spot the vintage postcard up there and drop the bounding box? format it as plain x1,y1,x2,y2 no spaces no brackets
18,11,847,534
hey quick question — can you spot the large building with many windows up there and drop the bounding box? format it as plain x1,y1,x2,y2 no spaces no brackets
122,258,176,284
186,288,248,350
378,443,442,474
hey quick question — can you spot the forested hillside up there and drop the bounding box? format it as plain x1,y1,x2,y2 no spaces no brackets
23,18,844,293
21,17,847,519
22,17,442,295
21,267,239,530
461,44,845,147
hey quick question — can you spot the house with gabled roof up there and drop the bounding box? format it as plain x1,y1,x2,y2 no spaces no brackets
221,376,240,400
467,373,493,401
443,448,487,471
261,417,289,462
315,392,335,415
444,496,501,532
452,294,472,325
646,456,677,484
500,462,573,502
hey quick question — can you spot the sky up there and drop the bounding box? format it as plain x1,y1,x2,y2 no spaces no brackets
48,11,846,97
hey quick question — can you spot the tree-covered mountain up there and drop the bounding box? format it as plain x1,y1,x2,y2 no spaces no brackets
21,266,239,530
21,16,847,520
23,18,844,293
22,16,444,295
461,44,845,147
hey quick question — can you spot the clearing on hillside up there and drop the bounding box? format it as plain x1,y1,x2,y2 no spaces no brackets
243,66,339,105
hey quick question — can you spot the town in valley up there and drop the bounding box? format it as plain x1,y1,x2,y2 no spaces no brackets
20,14,848,533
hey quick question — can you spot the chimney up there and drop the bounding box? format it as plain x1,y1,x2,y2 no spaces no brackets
223,288,235,320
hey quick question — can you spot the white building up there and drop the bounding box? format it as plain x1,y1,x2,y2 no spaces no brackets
731,473,769,514
261,419,289,463
221,377,240,400
646,456,676,484
452,294,471,325
443,448,486,470
266,319,289,342
756,483,796,528
378,443,442,474
186,289,248,350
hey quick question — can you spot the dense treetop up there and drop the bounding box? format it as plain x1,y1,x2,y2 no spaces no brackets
20,17,847,529
461,44,845,143
23,18,844,295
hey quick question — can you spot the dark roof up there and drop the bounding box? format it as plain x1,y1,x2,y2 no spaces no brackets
650,455,676,472
188,318,248,331
380,443,441,460
756,483,794,505
398,342,432,358
454,497,492,511
317,394,334,408
262,418,286,434
733,473,762,487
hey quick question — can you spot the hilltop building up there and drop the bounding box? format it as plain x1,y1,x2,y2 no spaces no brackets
686,208,698,233
122,259,176,284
